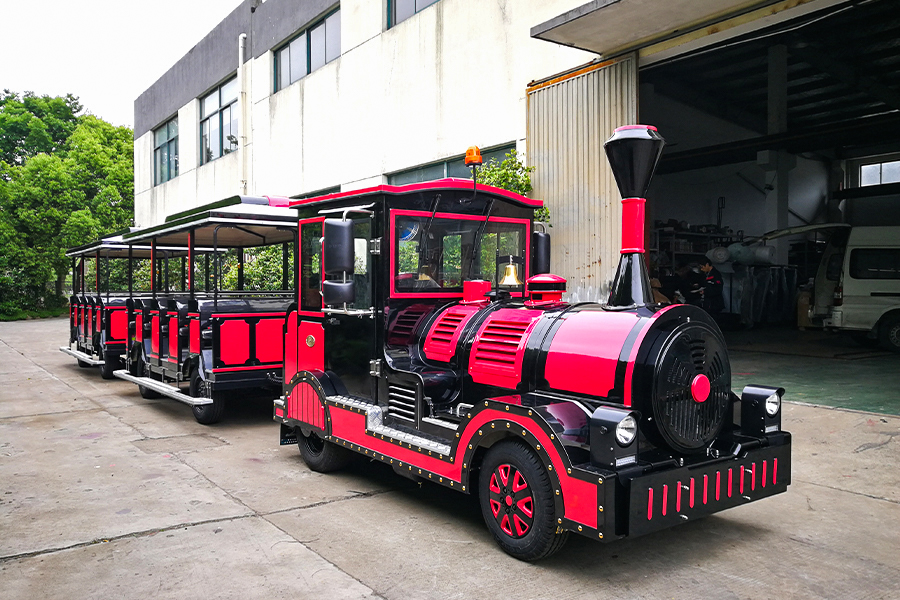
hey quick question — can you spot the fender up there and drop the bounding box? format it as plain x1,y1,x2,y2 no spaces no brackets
324,396,603,534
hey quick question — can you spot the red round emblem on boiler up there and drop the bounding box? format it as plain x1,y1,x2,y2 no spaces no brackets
691,374,711,403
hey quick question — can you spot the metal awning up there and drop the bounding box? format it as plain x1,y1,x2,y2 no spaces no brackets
531,0,799,58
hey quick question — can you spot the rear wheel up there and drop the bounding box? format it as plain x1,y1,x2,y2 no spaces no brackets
879,315,900,353
297,430,353,473
137,354,161,399
77,359,91,369
99,351,119,379
189,367,225,425
478,441,568,561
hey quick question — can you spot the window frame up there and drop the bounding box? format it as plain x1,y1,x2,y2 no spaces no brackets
849,248,900,280
153,117,179,186
274,7,341,93
389,0,440,28
199,77,239,166
390,209,531,298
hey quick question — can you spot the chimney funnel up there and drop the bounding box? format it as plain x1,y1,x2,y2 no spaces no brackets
604,125,665,307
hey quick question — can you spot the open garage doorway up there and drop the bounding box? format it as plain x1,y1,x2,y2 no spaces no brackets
634,0,900,336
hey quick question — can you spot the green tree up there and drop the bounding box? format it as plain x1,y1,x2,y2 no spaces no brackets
474,149,550,224
0,92,134,317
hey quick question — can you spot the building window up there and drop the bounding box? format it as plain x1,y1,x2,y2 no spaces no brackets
390,0,439,27
387,144,515,185
154,118,178,185
275,8,341,92
200,77,239,165
860,159,900,186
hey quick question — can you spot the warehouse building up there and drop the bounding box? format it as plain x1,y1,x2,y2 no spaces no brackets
135,0,900,309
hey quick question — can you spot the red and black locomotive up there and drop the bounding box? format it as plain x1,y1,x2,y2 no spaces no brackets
274,126,792,560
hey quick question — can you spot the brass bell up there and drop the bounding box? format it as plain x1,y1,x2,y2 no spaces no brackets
499,261,523,286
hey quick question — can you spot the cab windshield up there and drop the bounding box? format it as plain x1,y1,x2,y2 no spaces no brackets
394,214,527,293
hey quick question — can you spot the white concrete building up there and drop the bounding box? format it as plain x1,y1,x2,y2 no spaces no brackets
136,0,900,303
134,0,594,228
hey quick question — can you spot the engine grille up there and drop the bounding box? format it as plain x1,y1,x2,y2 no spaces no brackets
387,383,418,424
652,325,730,452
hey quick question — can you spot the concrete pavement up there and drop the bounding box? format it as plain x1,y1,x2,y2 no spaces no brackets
1,317,898,599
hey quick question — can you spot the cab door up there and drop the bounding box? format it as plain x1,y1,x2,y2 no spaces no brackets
323,215,377,400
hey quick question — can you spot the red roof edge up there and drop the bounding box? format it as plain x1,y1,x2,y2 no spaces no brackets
288,178,544,209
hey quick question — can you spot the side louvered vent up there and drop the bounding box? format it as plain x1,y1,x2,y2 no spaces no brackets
387,304,431,346
423,305,479,363
387,383,418,424
468,309,542,389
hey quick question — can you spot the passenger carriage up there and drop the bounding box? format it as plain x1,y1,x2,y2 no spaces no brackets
107,196,298,424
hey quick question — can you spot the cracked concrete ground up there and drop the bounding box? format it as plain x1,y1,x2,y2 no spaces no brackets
1,317,899,600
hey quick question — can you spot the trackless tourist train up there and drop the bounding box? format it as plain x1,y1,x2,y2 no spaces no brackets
62,126,791,560
273,126,792,560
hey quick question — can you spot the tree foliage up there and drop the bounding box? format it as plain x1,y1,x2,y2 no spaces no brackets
474,149,550,224
0,91,134,317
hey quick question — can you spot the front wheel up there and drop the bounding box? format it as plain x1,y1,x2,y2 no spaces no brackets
879,315,900,353
478,441,568,561
189,367,225,425
297,430,353,473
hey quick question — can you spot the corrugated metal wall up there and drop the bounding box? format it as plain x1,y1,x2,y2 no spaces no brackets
527,55,638,303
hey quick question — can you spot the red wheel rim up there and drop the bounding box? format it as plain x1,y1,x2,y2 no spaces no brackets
488,463,534,538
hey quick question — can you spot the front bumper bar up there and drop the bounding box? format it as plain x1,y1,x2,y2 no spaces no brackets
622,439,790,538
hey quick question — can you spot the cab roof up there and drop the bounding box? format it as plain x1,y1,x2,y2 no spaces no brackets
288,178,543,209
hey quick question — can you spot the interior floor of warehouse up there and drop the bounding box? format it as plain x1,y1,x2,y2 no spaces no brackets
727,325,900,415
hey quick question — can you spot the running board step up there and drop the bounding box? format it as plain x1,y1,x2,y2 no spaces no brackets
328,395,452,456
112,370,212,406
59,346,105,366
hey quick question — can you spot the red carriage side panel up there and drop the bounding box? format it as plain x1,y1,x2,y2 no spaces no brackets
135,312,143,343
110,308,128,341
219,319,250,366
256,317,284,364
150,314,160,356
189,315,200,354
168,314,180,363
543,311,641,399
468,308,543,389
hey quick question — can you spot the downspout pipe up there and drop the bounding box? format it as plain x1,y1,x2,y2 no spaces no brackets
238,33,248,195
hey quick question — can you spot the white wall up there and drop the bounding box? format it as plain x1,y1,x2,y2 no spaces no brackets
134,0,594,225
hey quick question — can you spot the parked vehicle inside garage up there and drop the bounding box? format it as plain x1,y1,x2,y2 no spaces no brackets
812,225,900,351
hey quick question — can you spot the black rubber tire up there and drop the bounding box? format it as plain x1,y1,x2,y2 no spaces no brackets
77,359,91,369
189,367,225,425
137,355,161,399
297,430,353,473
478,441,569,561
99,351,119,380
878,315,900,353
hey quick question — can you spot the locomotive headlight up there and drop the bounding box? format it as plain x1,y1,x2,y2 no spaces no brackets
616,415,638,446
590,406,640,469
741,385,784,437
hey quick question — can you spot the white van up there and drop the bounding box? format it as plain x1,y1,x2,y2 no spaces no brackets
812,226,900,351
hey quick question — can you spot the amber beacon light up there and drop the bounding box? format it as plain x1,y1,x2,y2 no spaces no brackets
464,146,483,166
